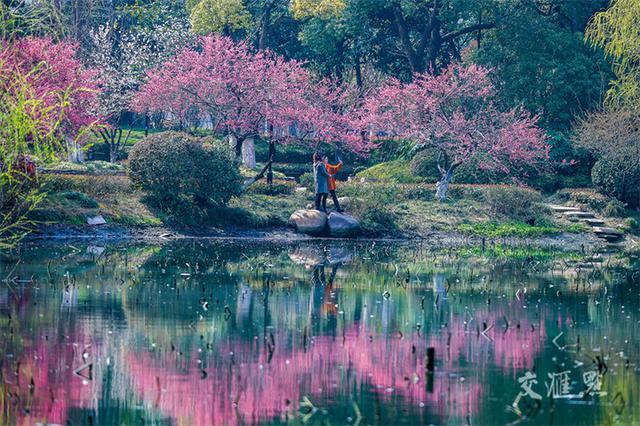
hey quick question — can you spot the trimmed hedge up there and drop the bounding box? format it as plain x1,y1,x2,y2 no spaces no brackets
128,132,242,222
409,149,440,182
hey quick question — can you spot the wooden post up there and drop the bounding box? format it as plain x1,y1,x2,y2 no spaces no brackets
426,347,435,373
267,139,275,186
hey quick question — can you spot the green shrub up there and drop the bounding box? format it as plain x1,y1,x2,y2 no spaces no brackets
341,182,398,233
58,191,99,209
298,172,314,189
128,132,241,223
409,149,440,181
272,162,312,178
555,188,612,212
482,186,544,222
41,174,131,199
592,159,640,208
453,163,505,184
624,217,639,231
246,180,295,196
356,160,420,184
603,200,626,217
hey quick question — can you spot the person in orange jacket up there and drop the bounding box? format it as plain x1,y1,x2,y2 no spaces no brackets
323,154,343,213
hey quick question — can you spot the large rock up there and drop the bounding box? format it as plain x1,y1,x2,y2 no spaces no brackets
288,209,328,235
328,212,360,237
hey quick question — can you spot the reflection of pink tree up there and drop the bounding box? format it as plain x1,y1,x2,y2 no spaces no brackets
2,332,99,424
126,326,483,426
426,303,549,379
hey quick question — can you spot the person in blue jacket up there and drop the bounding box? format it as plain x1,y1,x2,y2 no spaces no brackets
313,152,329,212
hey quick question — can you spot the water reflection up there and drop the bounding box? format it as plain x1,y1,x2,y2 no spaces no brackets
0,241,638,425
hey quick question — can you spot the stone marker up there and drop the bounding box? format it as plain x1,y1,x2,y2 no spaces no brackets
87,215,107,226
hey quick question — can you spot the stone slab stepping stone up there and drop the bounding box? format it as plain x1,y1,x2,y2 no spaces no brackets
563,211,595,219
593,227,624,241
580,218,605,226
547,204,581,212
87,215,107,226
592,227,623,236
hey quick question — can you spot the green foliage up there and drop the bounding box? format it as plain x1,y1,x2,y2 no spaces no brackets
591,159,640,208
555,188,613,212
482,186,545,222
474,1,610,131
45,161,125,173
189,0,252,35
58,191,99,209
246,180,295,196
272,163,314,179
356,160,421,184
603,200,627,217
341,182,398,233
457,221,561,238
0,61,74,248
298,172,314,189
409,149,440,182
624,217,639,232
128,131,242,224
41,174,131,199
290,0,346,20
452,163,505,185
586,0,640,108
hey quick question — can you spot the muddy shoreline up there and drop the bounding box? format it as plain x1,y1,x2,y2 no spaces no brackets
24,223,623,252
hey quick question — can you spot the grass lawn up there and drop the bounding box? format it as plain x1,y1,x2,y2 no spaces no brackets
31,168,596,239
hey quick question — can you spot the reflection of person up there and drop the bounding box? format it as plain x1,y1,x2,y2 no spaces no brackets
323,155,344,213
313,152,329,212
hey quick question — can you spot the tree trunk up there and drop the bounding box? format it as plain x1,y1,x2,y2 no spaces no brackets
435,170,454,201
229,135,242,158
354,54,363,88
109,144,118,163
258,4,272,51
267,140,275,185
393,5,422,74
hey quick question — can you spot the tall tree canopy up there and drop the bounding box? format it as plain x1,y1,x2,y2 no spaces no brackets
586,0,640,109
473,0,610,131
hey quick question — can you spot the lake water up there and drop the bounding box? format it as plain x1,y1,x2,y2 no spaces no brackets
0,240,638,425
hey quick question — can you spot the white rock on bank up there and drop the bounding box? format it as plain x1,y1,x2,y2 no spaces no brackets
288,209,328,235
87,215,107,226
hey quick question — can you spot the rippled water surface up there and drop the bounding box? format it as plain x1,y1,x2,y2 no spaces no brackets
0,240,639,425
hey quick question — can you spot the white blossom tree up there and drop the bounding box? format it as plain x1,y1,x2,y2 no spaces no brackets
86,15,193,162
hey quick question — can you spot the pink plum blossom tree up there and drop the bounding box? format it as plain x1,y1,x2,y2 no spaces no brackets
133,34,369,167
360,64,548,200
1,36,100,142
